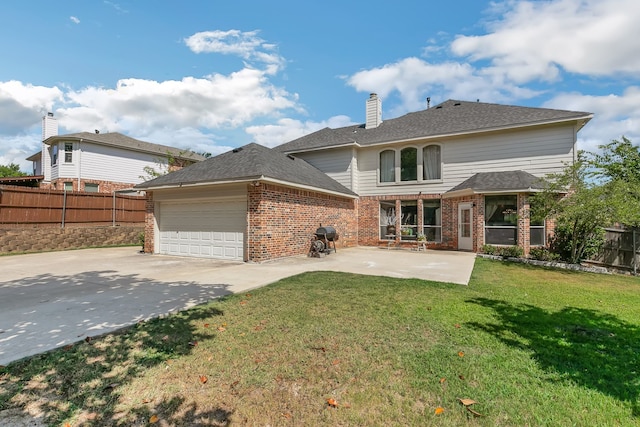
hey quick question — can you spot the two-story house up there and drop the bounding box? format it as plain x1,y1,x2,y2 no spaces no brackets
26,113,205,193
135,95,592,262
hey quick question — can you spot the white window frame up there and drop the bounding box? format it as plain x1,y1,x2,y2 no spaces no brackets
64,142,73,163
423,199,442,242
377,143,443,186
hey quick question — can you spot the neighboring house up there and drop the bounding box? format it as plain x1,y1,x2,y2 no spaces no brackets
26,113,204,193
136,95,592,262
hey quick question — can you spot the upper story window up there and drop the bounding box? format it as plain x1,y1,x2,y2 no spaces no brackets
51,145,58,166
378,144,442,185
400,147,417,181
380,150,395,183
64,143,73,163
423,145,441,180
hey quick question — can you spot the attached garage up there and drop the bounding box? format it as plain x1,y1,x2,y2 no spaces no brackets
157,198,246,261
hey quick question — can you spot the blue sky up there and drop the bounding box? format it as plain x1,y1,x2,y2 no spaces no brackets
1,0,639,171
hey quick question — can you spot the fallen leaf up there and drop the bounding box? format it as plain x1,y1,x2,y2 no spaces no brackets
188,341,198,346
199,375,208,384
165,359,173,365
245,293,252,298
455,324,461,328
281,413,292,419
64,423,72,427
332,359,340,365
142,398,151,404
149,414,159,423
467,407,483,417
458,374,465,380
222,322,228,327
327,398,339,407
240,300,247,305
434,406,445,415
239,332,246,336
457,398,477,406
203,323,210,328
458,351,465,358
439,377,446,384
217,326,226,332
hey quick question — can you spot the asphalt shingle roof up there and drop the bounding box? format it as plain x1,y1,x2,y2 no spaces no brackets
276,99,593,152
44,132,205,161
447,171,546,194
135,142,357,197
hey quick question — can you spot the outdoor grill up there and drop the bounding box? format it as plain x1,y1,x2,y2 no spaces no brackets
309,225,338,256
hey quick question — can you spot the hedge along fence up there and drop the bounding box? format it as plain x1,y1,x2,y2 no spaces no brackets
0,185,145,227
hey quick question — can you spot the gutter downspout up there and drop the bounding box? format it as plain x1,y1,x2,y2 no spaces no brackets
77,139,82,191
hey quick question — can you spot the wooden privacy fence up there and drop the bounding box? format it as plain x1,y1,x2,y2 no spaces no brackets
589,227,639,275
0,185,146,226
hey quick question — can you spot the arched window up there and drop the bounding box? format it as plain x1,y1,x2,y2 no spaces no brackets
400,147,417,181
423,145,441,180
379,150,395,183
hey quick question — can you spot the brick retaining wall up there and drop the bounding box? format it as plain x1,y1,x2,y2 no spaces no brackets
0,225,144,255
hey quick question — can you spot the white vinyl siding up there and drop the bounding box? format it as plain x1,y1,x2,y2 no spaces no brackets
158,197,246,260
292,147,355,191
79,143,168,184
357,125,576,196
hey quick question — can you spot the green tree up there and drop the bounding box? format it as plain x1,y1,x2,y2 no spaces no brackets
587,137,640,227
532,152,613,263
0,163,27,178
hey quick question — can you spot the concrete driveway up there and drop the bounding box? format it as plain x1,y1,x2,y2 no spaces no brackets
0,246,475,365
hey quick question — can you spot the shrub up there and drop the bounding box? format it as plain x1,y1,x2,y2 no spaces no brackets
529,247,561,262
499,246,524,258
548,223,604,263
482,244,499,255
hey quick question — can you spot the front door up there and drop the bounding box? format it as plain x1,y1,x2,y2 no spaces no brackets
458,203,473,251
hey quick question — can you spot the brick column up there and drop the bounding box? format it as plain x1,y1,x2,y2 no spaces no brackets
144,191,155,253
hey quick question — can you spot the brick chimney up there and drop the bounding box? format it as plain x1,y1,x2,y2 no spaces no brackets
365,93,382,129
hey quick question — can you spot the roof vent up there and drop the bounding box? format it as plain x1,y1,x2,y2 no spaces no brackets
95,129,100,134
287,154,295,160
232,147,243,153
454,102,461,106
436,105,443,109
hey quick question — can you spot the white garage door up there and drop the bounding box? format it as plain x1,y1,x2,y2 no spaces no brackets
158,199,246,260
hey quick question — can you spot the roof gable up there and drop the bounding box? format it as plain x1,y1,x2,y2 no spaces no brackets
43,132,205,162
135,143,357,197
277,99,593,153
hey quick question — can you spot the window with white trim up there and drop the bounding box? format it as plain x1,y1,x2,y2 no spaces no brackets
485,195,518,245
400,147,417,181
84,183,99,193
379,150,395,183
400,200,418,240
378,144,442,185
423,199,442,242
529,199,545,246
64,143,73,163
51,145,58,166
423,145,441,180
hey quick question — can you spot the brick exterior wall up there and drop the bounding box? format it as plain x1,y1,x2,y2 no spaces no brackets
247,183,358,262
0,225,143,255
359,194,460,250
41,179,137,194
143,192,155,254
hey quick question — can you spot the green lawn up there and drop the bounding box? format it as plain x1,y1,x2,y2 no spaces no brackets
1,258,639,426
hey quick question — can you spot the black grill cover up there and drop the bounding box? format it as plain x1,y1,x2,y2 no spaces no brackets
315,226,337,241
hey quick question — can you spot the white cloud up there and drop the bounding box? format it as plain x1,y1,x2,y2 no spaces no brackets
544,87,640,151
70,16,80,24
0,81,63,134
57,68,298,136
184,30,285,73
246,115,355,148
0,133,42,173
452,0,640,82
346,57,540,116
